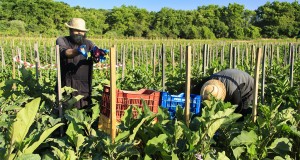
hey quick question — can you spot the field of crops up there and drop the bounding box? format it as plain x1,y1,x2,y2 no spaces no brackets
0,37,299,159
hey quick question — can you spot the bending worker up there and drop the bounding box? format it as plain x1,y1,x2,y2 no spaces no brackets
193,69,254,116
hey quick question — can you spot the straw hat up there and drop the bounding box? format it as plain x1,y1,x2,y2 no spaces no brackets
65,18,89,32
200,79,226,101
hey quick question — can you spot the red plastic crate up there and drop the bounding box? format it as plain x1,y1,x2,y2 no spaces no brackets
100,85,160,121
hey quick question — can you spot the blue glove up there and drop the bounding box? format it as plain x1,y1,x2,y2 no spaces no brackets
91,46,109,62
78,45,87,58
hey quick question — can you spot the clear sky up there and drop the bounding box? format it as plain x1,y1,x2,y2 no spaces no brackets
57,0,297,11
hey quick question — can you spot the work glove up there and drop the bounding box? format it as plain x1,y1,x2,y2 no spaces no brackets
77,45,87,58
91,46,109,63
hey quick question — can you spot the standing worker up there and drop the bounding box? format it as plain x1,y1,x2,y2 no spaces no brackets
193,69,254,116
56,18,107,109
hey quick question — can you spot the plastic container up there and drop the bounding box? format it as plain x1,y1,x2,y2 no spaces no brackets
100,85,161,121
160,92,202,119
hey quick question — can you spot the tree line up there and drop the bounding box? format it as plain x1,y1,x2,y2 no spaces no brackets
0,0,300,39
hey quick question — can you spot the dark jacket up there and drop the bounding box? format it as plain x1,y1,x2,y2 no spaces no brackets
56,36,94,109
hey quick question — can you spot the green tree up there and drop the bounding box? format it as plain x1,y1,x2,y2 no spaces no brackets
254,1,298,38
152,7,180,38
221,3,246,39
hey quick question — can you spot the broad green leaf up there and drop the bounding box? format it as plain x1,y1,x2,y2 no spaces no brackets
268,138,292,155
146,134,168,146
3,105,23,112
230,130,258,146
171,151,179,160
51,146,66,160
74,134,86,152
15,154,41,160
10,98,41,148
115,142,140,159
129,117,148,142
66,120,86,152
91,105,100,121
67,95,84,107
247,144,257,157
217,151,230,160
42,93,56,103
121,106,133,127
115,131,130,143
175,122,184,141
190,133,200,149
232,146,245,159
207,118,226,138
144,134,168,155
24,123,64,154
144,155,151,160
274,156,285,160
207,108,237,138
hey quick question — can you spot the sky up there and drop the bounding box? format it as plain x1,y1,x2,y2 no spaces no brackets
57,0,297,11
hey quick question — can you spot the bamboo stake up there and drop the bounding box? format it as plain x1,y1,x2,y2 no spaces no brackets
185,46,191,127
110,46,117,142
252,48,262,123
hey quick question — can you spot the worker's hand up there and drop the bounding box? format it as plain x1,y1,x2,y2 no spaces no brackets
91,46,109,62
77,45,87,58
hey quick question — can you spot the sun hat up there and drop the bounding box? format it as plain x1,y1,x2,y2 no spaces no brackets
200,79,226,101
65,18,89,32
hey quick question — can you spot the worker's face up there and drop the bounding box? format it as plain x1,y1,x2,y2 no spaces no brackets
70,29,87,45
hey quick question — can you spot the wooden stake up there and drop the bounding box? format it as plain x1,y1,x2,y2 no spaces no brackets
202,44,207,76
252,48,262,123
132,46,134,69
34,43,39,81
122,45,126,81
290,45,294,87
12,48,16,90
185,46,192,127
161,44,166,92
110,46,117,142
56,45,63,137
1,47,5,71
261,45,267,104
232,47,236,69
153,44,156,76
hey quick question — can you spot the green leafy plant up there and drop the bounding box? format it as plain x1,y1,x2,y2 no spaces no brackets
3,98,63,160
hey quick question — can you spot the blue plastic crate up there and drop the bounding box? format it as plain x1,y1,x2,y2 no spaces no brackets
160,92,202,119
